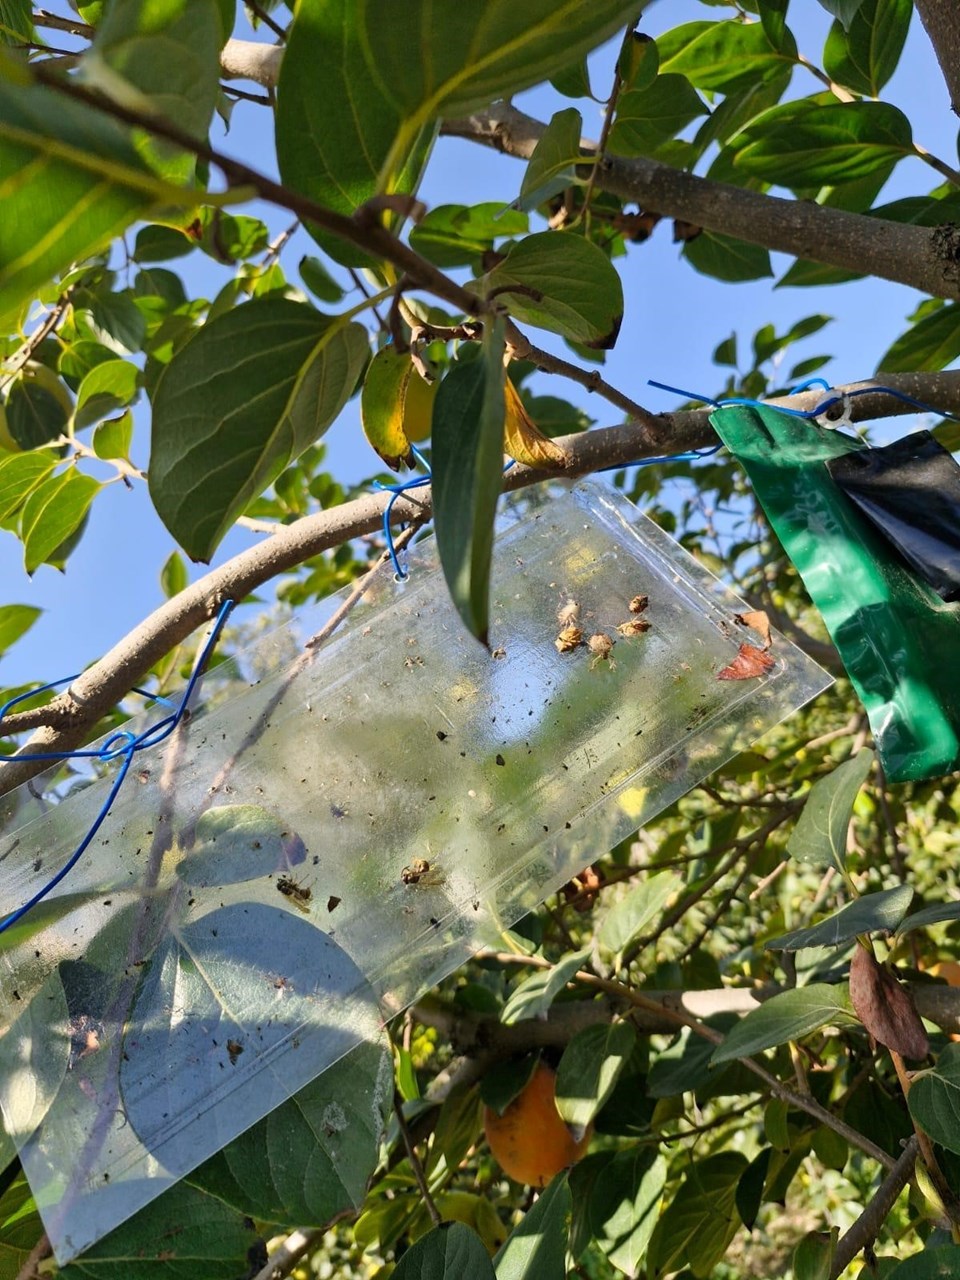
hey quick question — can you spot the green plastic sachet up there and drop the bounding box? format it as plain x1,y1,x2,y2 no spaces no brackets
710,403,960,784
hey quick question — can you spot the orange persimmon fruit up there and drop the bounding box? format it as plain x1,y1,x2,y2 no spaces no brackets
482,1060,592,1187
926,960,960,1042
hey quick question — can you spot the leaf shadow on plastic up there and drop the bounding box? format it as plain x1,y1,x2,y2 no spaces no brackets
119,902,381,1175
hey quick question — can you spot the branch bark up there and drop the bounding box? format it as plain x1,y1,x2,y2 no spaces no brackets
441,103,960,302
830,1136,919,1279
914,0,960,117
2,371,958,796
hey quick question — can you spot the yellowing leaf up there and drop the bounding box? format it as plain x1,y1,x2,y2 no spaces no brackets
361,347,415,471
360,348,439,468
503,376,570,469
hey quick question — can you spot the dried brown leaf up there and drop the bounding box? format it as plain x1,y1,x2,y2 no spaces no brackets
850,944,929,1060
717,643,775,681
504,376,570,469
735,610,772,650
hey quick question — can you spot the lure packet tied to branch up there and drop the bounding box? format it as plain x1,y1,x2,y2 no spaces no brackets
0,480,828,1262
710,404,960,783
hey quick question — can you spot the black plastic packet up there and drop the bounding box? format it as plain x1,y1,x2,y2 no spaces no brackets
826,431,960,602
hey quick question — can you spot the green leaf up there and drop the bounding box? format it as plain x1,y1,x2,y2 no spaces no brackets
793,1230,837,1280
646,1152,747,1278
588,1149,665,1274
276,0,639,263
555,1022,636,1131
816,0,866,28
765,885,915,952
149,297,368,560
84,0,223,182
823,0,911,96
880,303,960,372
710,985,856,1064
160,548,187,598
656,20,794,94
608,75,707,158
0,1174,42,1278
431,319,506,644
550,56,592,100
886,1247,960,1279
394,1221,496,1280
682,231,772,282
0,452,58,522
188,1036,390,1226
0,0,31,45
74,358,139,431
0,81,186,331
481,232,623,347
194,208,271,263
409,204,529,269
4,368,72,449
598,871,681,957
92,409,134,461
517,108,584,212
786,748,874,872
73,284,148,354
777,259,861,288
299,255,345,304
133,222,195,263
58,1180,262,1280
480,1056,539,1117
733,97,913,187
735,1149,771,1230
0,604,40,657
909,1044,960,1156
897,899,960,936
501,948,591,1025
494,1172,570,1280
20,468,102,573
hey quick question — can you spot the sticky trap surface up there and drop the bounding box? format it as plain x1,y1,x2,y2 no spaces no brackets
0,480,830,1260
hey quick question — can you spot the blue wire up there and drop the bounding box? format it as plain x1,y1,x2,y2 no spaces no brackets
647,378,960,424
0,599,235,935
372,446,433,580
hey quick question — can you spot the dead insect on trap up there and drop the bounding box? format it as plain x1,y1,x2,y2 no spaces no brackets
0,480,828,1262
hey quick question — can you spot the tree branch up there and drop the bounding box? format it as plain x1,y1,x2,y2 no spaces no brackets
914,0,960,117
215,37,960,298
830,1137,919,1279
441,104,960,303
2,371,958,795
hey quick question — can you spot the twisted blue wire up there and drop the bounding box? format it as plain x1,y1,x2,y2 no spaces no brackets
0,599,235,935
647,378,960,424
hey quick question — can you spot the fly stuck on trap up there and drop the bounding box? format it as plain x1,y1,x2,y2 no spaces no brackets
0,480,830,1261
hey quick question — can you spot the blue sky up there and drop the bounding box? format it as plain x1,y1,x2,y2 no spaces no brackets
0,1,953,690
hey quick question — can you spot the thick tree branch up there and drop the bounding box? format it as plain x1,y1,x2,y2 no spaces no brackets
2,372,958,796
441,104,960,302
216,41,960,299
914,0,960,117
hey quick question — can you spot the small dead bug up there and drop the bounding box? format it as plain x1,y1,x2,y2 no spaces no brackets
587,632,615,664
555,625,584,654
401,858,445,887
628,594,649,614
557,598,580,627
276,875,312,910
616,618,651,638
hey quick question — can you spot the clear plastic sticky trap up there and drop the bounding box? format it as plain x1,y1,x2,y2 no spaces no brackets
0,480,830,1261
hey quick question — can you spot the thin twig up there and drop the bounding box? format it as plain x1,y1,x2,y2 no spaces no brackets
579,21,639,220
393,1091,443,1226
246,0,288,41
221,82,273,106
474,952,896,1171
830,1137,919,1279
32,9,94,37
1,292,72,389
251,1229,322,1280
13,1232,51,1280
